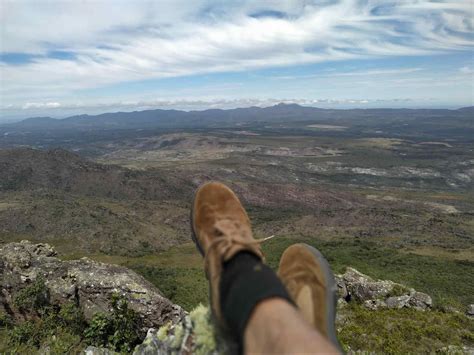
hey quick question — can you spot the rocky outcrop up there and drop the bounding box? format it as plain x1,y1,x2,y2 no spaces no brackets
2,241,440,354
0,241,184,332
467,304,474,317
84,347,118,355
132,304,232,355
84,305,231,355
335,267,432,310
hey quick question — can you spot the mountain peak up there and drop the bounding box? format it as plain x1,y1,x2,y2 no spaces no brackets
274,102,303,108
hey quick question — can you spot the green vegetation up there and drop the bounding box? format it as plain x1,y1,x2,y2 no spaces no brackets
2,304,86,353
338,303,474,353
0,278,85,352
387,284,410,298
121,237,473,311
132,266,208,311
84,294,142,353
264,237,474,308
13,276,49,313
1,279,141,354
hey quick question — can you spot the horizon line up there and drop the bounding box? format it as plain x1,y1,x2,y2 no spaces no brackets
4,102,473,125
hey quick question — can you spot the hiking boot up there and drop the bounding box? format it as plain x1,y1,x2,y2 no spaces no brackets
277,243,340,348
191,181,265,326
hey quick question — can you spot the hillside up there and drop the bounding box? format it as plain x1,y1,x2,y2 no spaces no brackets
2,146,472,258
0,148,193,255
0,106,473,353
0,148,191,200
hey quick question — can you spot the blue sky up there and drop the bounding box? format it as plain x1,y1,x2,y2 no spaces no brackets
0,0,473,121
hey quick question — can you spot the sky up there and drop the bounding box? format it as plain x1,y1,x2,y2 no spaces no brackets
0,0,473,121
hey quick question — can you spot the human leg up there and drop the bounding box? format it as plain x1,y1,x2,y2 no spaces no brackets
244,298,339,354
191,182,340,354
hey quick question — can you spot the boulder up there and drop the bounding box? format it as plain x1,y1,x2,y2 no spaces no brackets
467,304,474,317
385,295,411,309
0,241,185,332
336,267,432,311
335,275,349,300
340,267,396,302
408,291,433,311
363,299,387,311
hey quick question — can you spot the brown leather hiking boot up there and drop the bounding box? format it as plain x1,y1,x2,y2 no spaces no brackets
191,181,265,326
278,243,340,348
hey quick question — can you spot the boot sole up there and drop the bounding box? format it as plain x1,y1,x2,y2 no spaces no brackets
281,243,342,350
190,182,209,256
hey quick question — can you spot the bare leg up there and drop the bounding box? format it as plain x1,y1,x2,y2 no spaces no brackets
244,298,340,354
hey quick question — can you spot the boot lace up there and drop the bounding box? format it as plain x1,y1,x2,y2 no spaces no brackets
203,218,275,269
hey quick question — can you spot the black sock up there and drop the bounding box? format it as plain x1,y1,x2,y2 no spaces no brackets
219,251,293,344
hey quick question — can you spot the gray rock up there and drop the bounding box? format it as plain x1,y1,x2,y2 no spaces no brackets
133,328,169,355
83,346,118,355
467,304,474,317
0,241,185,332
336,267,432,311
364,299,387,310
408,291,432,310
340,267,395,302
132,304,231,355
335,275,348,300
386,295,411,309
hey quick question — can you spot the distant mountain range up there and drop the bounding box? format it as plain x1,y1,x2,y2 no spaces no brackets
4,103,473,130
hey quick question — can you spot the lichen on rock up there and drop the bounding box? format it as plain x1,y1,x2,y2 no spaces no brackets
189,304,217,354
335,267,432,311
0,241,184,332
132,303,231,355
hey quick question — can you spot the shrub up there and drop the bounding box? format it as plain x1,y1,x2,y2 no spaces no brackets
84,294,141,352
13,276,49,313
338,303,474,353
6,302,86,352
58,302,87,335
388,284,410,298
84,313,111,347
8,321,39,347
41,328,82,354
0,313,12,329
7,291,140,353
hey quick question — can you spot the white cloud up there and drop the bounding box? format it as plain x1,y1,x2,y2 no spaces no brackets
22,102,61,109
266,67,423,80
460,66,473,74
8,97,415,113
0,0,473,107
330,68,423,77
